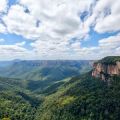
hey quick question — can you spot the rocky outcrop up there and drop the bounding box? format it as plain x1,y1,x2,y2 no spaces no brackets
92,61,120,81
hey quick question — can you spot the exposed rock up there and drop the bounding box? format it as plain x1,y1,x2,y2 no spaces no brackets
92,57,120,81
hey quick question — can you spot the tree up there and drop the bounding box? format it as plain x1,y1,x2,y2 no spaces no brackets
2,118,11,120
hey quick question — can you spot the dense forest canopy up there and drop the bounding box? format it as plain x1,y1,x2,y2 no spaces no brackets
95,56,120,65
0,57,120,120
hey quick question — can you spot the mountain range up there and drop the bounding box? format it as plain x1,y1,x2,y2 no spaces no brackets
0,60,93,92
0,56,120,120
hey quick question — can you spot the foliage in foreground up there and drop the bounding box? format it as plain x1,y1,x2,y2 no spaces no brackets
1,72,120,120
35,73,120,120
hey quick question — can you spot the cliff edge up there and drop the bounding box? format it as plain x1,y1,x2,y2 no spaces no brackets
92,56,120,81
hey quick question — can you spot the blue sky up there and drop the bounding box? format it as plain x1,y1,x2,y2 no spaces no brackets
8,0,17,6
0,0,120,60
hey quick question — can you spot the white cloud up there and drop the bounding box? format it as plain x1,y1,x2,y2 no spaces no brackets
15,41,26,46
0,0,8,13
99,34,120,49
0,42,30,60
0,0,120,60
87,33,120,59
0,23,6,33
0,38,5,42
3,5,40,39
93,0,120,33
0,41,28,53
2,0,94,40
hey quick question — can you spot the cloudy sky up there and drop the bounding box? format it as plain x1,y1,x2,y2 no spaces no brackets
0,0,120,60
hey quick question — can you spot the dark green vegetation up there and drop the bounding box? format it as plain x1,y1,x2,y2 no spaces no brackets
0,60,92,80
0,58,120,120
35,73,120,120
0,60,92,92
0,60,92,120
0,90,38,120
96,56,120,65
0,77,42,120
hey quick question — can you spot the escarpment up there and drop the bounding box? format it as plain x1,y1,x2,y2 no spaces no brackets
92,56,120,81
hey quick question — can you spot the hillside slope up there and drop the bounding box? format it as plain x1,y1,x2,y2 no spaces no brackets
0,77,42,120
1,57,120,120
0,60,93,80
35,72,120,120
35,57,120,120
0,60,93,92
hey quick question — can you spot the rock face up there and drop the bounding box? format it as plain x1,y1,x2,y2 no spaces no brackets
92,61,120,81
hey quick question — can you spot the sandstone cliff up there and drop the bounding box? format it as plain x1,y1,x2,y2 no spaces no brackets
92,56,120,81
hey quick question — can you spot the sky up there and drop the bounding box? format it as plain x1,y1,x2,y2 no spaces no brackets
0,0,120,60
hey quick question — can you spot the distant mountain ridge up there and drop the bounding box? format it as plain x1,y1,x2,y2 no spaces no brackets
0,56,120,120
0,60,93,92
35,56,120,120
0,60,93,79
